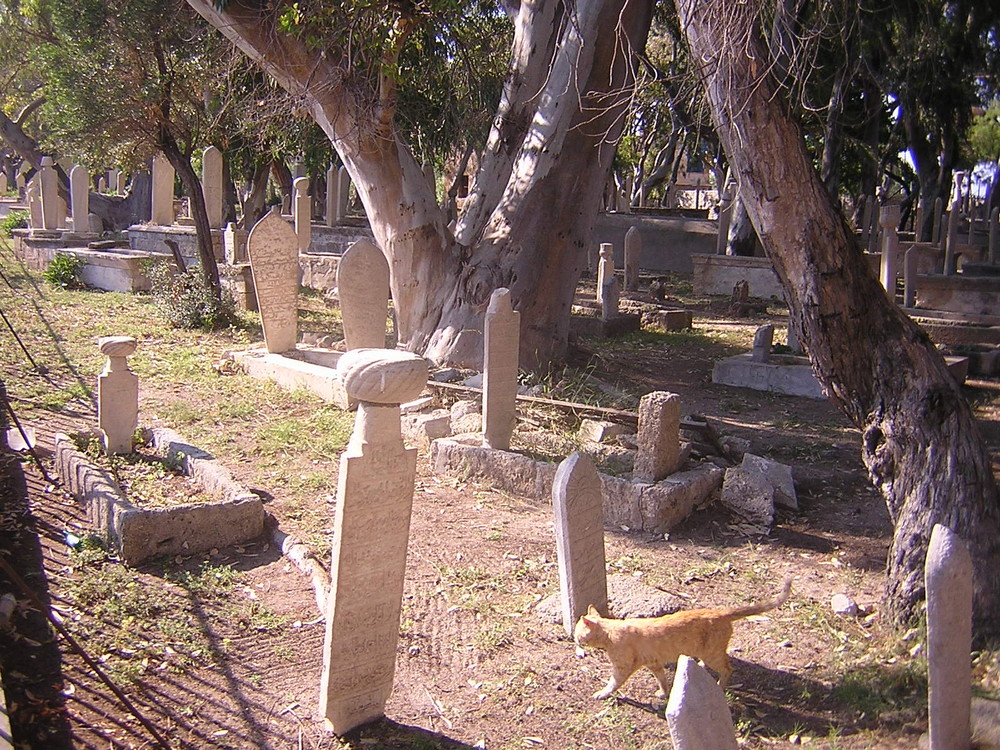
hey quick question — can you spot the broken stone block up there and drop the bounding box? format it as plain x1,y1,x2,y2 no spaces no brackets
740,453,796,510
720,466,775,527
578,419,631,445
402,410,451,450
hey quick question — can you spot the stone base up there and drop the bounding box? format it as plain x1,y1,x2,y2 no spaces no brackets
691,254,785,299
430,435,722,534
231,346,353,408
54,428,264,565
13,230,152,292
641,308,694,331
128,224,224,265
914,273,1000,317
569,313,642,338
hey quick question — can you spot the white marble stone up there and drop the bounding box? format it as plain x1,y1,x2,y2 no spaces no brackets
624,226,641,291
293,176,311,253
666,655,739,750
202,146,224,229
337,239,390,350
39,157,59,230
880,204,901,293
97,336,138,455
247,208,299,353
26,180,41,228
482,288,520,450
596,243,614,304
151,154,175,226
70,165,89,232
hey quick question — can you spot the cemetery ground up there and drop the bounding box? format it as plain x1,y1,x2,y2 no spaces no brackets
1,246,1000,749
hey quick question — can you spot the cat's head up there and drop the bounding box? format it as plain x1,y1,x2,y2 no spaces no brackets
573,605,604,647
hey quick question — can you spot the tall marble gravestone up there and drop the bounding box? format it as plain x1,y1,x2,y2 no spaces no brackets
247,208,299,353
202,145,224,229
925,523,972,750
38,157,59,230
596,243,614,304
70,165,90,232
879,204,901,293
624,226,641,291
151,154,175,226
319,348,428,735
293,176,311,253
552,452,608,635
482,288,520,450
337,239,390,350
97,336,139,455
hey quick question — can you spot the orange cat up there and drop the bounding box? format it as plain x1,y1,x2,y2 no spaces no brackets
574,578,792,699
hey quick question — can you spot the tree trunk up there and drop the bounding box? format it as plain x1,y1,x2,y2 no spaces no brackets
726,196,757,256
188,0,654,371
676,0,1000,640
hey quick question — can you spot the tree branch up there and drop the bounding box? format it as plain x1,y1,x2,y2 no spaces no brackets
15,97,46,127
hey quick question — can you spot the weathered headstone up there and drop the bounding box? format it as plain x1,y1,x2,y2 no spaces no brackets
247,208,299,353
70,165,89,232
879,204,900,294
0,173,7,193
319,348,427,735
932,196,944,246
596,243,614,304
601,275,620,321
202,145,224,229
97,336,139,455
223,222,248,264
925,523,972,750
552,452,608,636
326,164,338,227
482,288,520,450
903,245,919,308
97,176,106,193
38,156,59,230
337,239,390,350
26,180,41,229
151,154,175,226
15,171,25,191
88,213,103,234
751,324,774,363
335,166,351,222
624,226,641,292
715,185,734,255
293,176,311,253
292,161,305,180
634,391,681,482
116,171,127,195
666,655,739,750
944,200,960,275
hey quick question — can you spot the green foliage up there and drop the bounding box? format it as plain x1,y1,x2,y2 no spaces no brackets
144,259,238,331
43,253,86,289
971,100,1000,163
0,209,29,237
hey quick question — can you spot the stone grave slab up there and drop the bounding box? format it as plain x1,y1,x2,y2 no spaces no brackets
337,239,390,350
248,208,299,353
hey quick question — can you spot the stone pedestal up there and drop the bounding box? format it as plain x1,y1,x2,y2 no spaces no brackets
97,336,138,454
319,349,427,735
482,288,520,450
337,239,390,350
247,208,299,353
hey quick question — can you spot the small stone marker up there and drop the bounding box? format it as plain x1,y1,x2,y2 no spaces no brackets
70,165,89,232
337,239,391,350
325,164,337,227
319,348,427,735
624,226,641,291
666,655,739,750
247,208,299,353
596,244,614,304
944,200,960,275
751,324,774,363
335,166,351,221
293,176,311,253
634,391,681,482
97,336,138,455
151,154,175,226
879,204,900,293
0,173,7,193
925,523,972,750
482,288,520,450
223,222,248,264
202,145,224,229
26,180,41,229
39,157,59,230
601,275,620,321
552,452,608,635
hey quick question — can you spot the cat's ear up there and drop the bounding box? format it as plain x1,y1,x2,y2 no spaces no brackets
581,615,597,626
587,604,599,615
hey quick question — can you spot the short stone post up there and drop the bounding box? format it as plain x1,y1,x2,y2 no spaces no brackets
666,655,739,750
879,204,900,295
70,165,89,232
97,336,139,455
925,523,972,750
337,239,390,350
335,166,351,222
482,288,520,450
751,324,774,363
596,244,614,304
0,173,7,193
989,206,999,266
26,180,42,229
319,348,427,735
151,154,175,226
38,156,59,230
223,222,248,264
634,391,681,482
552,452,608,635
293,176,311,254
601,275,620,322
944,200,960,275
202,145,224,229
247,207,299,353
325,164,338,227
932,197,944,246
624,226,641,292
116,171,127,195
903,246,919,308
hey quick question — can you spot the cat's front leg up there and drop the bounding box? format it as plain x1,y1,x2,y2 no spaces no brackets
592,676,619,700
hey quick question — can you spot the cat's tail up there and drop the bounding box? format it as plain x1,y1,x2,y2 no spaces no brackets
723,577,792,620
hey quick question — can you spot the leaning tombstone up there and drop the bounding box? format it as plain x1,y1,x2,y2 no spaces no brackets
552,452,608,636
624,226,641,292
925,523,972,750
70,165,89,232
97,336,139,455
337,239,390,350
319,348,428,735
293,176,311,253
634,391,682,482
247,208,299,353
666,655,739,750
596,243,614,304
751,324,774,363
482,288,520,450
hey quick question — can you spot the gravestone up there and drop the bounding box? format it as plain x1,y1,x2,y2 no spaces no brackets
666,655,739,750
0,173,7,193
596,243,614,304
903,245,919,308
70,165,89,232
624,226,641,291
247,208,299,353
202,145,224,229
634,391,681,482
337,239,390,350
97,176,106,193
26,180,41,229
223,222,248,264
151,154,175,226
15,171,25,190
38,156,59,230
944,201,959,275
319,348,427,735
932,197,944,246
326,164,338,227
482,288,520,450
97,336,139,455
751,324,774,363
335,166,351,222
879,204,900,293
108,170,120,194
925,523,972,750
293,176,311,253
116,171,127,194
601,275,620,321
552,452,608,636
990,206,999,266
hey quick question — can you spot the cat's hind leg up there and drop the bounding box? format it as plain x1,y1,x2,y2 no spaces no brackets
649,665,672,699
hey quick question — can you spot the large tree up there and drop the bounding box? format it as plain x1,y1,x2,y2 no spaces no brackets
188,0,654,370
675,0,1000,638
